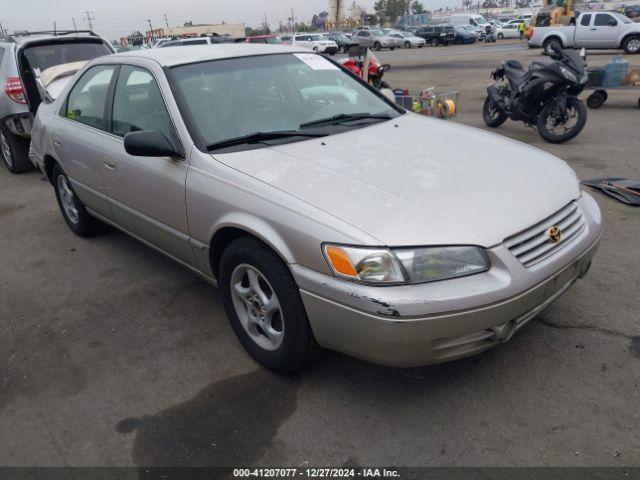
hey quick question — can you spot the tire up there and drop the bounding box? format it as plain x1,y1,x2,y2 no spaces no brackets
52,163,103,237
219,237,319,372
622,35,640,54
390,46,395,51
586,91,606,109
379,80,392,90
373,42,381,51
537,97,587,144
0,125,32,174
543,37,562,56
430,38,439,47
482,96,508,128
497,33,504,40
404,41,411,48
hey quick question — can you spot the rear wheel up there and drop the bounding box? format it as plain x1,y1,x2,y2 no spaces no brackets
543,37,562,55
537,97,587,144
52,163,103,236
497,33,504,40
482,96,508,128
622,35,640,54
220,237,319,372
0,125,32,174
430,38,439,47
404,41,411,48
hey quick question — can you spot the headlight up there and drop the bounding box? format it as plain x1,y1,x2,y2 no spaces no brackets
394,246,489,284
323,244,489,285
560,66,577,84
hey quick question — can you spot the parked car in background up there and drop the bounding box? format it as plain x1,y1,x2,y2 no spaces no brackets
351,30,397,50
279,35,292,44
291,34,339,54
246,35,283,45
324,33,359,53
160,35,246,47
30,44,602,372
454,26,478,44
449,13,491,29
498,23,521,39
0,30,113,173
529,11,640,54
415,24,456,46
388,30,426,48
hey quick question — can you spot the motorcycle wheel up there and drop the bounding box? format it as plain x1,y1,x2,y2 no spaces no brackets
482,96,508,128
537,97,587,144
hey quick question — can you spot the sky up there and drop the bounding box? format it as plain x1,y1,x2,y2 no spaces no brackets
0,0,404,41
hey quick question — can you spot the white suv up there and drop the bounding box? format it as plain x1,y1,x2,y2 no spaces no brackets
291,34,339,55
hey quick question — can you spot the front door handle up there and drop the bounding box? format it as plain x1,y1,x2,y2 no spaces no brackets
103,156,117,171
590,28,597,30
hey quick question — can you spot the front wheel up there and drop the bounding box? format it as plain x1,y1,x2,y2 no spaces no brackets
220,237,319,372
482,96,508,128
430,38,439,47
373,42,381,51
404,41,411,48
537,97,587,144
497,33,504,40
622,35,640,54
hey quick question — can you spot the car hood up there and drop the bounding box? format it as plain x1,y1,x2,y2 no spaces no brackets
212,114,580,247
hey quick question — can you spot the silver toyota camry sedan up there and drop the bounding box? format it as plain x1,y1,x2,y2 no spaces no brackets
29,44,603,371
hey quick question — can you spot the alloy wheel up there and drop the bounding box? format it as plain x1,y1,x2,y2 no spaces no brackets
57,175,79,224
628,38,640,53
0,131,13,168
230,264,284,351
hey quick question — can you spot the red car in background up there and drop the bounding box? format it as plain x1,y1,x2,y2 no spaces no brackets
246,35,285,45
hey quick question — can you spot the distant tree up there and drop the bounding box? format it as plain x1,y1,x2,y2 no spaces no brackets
410,0,427,14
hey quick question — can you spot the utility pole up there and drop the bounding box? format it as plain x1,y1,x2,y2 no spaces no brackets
72,17,78,32
83,11,94,31
263,13,268,33
290,8,295,32
147,19,154,43
54,21,57,34
164,13,169,29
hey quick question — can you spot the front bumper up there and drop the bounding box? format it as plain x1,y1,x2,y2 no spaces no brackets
293,194,602,367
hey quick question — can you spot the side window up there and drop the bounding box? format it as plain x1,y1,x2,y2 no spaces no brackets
595,14,615,26
111,66,175,143
580,14,592,26
64,65,115,130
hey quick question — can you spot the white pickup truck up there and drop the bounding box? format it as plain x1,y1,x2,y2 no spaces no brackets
529,12,640,54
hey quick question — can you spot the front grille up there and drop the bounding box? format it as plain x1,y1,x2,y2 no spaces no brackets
504,201,585,268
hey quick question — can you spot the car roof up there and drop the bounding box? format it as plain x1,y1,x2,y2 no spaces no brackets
112,44,308,67
0,31,104,46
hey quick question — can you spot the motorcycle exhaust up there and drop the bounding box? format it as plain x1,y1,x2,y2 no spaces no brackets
487,85,506,112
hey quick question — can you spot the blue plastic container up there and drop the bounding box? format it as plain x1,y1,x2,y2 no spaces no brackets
603,55,629,87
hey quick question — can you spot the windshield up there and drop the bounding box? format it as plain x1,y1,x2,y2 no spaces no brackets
371,31,386,37
265,37,283,44
169,53,400,151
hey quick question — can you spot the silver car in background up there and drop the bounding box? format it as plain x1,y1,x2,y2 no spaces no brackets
389,30,427,48
30,45,602,372
351,29,398,50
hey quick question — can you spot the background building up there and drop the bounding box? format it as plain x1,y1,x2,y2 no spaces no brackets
146,21,245,41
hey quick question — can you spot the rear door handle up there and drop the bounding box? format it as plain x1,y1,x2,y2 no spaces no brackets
103,156,117,171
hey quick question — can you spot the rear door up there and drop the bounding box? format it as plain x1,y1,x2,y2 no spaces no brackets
55,64,116,220
574,14,593,46
101,63,195,266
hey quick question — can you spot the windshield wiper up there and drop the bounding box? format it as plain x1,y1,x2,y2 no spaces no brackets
206,130,327,152
299,113,394,129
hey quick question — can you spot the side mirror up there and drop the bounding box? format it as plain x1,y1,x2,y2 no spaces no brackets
379,64,391,73
124,130,181,158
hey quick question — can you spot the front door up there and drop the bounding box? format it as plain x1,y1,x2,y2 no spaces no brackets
102,64,196,267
